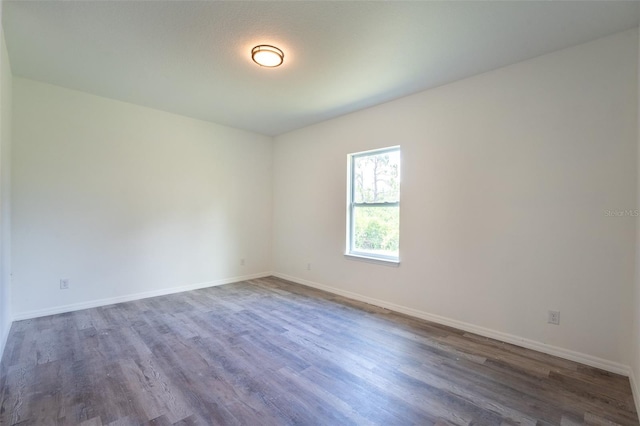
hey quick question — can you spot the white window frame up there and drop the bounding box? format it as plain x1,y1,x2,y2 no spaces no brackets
345,146,400,265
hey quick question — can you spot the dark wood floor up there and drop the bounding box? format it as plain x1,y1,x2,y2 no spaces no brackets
0,276,637,425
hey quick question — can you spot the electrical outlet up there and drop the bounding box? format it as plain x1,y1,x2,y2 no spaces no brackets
60,279,69,290
240,258,245,266
307,263,311,271
548,310,560,325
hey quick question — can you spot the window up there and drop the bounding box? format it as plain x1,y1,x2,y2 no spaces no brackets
347,146,400,263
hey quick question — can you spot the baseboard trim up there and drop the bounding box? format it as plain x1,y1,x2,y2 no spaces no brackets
273,272,630,376
630,367,640,416
0,320,10,365
12,272,273,321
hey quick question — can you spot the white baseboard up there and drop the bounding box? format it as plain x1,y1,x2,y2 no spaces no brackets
273,272,631,376
630,367,640,416
0,320,10,365
12,272,272,321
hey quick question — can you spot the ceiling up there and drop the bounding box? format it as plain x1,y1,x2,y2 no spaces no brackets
3,1,640,136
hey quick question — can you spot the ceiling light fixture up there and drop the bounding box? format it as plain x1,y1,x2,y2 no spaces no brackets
251,45,284,68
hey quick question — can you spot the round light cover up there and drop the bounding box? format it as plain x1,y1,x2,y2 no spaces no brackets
252,45,284,67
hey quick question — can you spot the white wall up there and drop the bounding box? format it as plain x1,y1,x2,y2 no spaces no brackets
273,29,638,369
12,78,272,318
0,22,13,358
631,25,640,414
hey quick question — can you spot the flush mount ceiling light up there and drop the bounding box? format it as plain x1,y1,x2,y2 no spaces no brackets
251,45,284,68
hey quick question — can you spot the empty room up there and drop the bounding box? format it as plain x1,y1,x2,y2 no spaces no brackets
1,0,640,424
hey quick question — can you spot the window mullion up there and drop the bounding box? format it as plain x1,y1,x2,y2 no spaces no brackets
353,202,399,208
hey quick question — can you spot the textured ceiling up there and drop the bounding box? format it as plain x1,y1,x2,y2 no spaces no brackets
3,1,640,136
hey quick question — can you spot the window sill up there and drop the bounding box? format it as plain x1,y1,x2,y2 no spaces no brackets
344,253,400,267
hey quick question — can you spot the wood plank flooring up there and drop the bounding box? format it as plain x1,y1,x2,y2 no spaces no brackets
0,276,637,425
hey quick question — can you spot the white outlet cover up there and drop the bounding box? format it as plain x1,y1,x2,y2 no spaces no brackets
548,310,560,325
